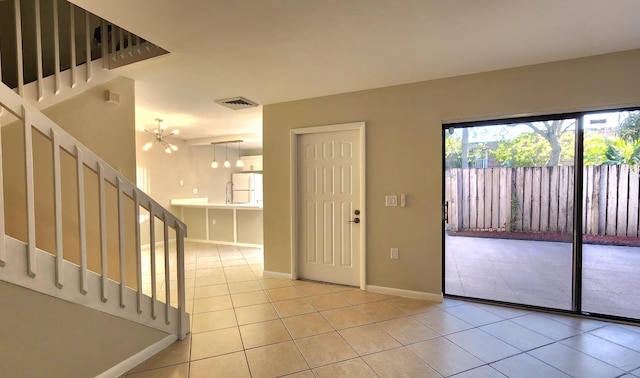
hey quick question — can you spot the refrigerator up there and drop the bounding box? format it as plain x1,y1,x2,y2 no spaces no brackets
232,173,263,204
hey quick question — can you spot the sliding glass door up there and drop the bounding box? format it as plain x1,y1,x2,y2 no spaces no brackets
444,109,640,321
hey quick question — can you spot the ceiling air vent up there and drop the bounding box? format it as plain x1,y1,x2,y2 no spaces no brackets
214,96,259,110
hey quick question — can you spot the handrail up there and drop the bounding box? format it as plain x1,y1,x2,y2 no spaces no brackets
0,82,188,339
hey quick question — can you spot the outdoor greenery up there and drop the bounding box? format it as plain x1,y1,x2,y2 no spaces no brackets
491,132,573,167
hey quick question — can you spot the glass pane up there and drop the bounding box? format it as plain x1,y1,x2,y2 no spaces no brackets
582,110,640,319
444,118,576,310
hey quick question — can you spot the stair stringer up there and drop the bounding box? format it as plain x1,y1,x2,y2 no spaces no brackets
0,235,187,335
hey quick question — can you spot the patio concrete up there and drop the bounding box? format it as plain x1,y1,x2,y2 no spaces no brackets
445,233,640,319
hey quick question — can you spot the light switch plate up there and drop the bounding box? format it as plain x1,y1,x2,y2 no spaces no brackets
390,248,399,260
385,195,398,207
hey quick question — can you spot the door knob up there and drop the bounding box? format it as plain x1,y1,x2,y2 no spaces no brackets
348,217,360,224
354,210,360,215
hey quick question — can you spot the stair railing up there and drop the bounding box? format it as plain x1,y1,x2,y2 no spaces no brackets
0,83,189,339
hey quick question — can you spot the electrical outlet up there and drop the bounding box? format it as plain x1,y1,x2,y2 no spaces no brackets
193,188,198,194
390,248,399,260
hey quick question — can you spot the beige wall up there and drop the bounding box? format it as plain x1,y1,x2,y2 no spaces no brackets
2,76,137,284
263,49,640,295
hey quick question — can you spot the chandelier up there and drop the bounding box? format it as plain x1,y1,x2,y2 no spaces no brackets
141,118,179,153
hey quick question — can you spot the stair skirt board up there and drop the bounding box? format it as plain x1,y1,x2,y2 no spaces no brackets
96,334,177,378
0,236,185,335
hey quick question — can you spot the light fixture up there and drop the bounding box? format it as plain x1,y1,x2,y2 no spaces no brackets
236,140,244,168
211,144,219,168
140,118,179,153
223,142,231,168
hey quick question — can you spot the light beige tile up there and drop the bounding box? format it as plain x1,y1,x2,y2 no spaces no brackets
283,313,334,339
224,265,254,275
295,332,358,368
228,280,262,294
235,303,279,325
193,295,233,314
386,297,440,315
226,272,259,283
363,347,440,378
321,307,373,330
195,268,225,278
245,341,309,378
306,293,351,311
231,291,270,307
356,300,407,322
281,370,315,377
129,336,191,373
326,284,354,293
240,319,292,349
407,337,484,376
339,324,401,356
259,278,294,289
192,308,237,333
378,317,439,345
412,308,474,335
296,283,334,296
313,358,377,378
265,286,304,301
446,328,520,363
126,363,189,378
273,297,317,318
222,259,248,267
338,289,383,305
196,261,223,269
194,283,228,298
191,327,244,360
189,351,251,378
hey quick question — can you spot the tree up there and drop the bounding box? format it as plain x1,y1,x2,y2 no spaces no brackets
522,120,574,166
604,139,640,167
618,111,640,142
461,128,469,168
583,135,609,165
491,132,574,167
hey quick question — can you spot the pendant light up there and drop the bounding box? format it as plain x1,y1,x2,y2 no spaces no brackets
211,143,219,168
235,140,244,168
223,142,231,168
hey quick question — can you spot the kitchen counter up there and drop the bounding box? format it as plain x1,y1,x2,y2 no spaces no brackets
171,198,263,246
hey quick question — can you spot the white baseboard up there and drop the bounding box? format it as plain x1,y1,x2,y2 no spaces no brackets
96,334,177,378
366,285,443,303
263,270,293,280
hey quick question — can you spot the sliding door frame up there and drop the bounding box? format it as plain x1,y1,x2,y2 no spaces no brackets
442,107,640,323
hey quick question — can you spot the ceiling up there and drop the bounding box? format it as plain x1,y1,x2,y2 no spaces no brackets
69,0,640,149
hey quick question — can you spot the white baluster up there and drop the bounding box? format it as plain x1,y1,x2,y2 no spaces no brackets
134,191,143,314
69,4,76,88
23,106,36,278
117,178,126,308
53,0,60,94
35,0,43,101
149,202,157,320
163,214,171,325
98,163,108,302
176,223,188,340
14,0,24,95
0,115,5,267
85,11,92,82
76,146,88,294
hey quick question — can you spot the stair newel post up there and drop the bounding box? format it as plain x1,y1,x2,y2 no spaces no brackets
117,178,126,308
98,163,108,303
163,213,171,325
52,130,64,288
149,201,157,320
76,145,88,294
0,113,5,267
176,222,188,340
134,191,143,314
23,106,36,278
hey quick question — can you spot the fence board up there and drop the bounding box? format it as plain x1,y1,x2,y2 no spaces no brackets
531,168,541,232
598,166,607,235
506,168,512,231
469,169,477,229
628,168,639,237
523,168,532,231
540,167,550,232
606,166,618,235
567,166,574,232
484,169,493,229
617,165,629,236
584,166,593,234
477,169,485,230
558,167,569,233
549,167,559,232
515,167,524,231
491,168,500,230
462,169,470,229
499,168,507,230
454,169,462,231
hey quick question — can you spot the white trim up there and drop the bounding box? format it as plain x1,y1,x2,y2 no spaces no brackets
290,122,366,289
95,334,177,378
263,270,293,280
366,285,443,302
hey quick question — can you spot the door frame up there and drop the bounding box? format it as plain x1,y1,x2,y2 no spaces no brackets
290,122,366,290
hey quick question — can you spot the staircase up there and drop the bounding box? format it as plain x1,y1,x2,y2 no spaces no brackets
0,1,188,376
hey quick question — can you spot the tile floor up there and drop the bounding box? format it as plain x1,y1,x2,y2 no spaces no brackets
126,242,640,377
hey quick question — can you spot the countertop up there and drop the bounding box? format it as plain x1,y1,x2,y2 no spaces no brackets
170,198,263,210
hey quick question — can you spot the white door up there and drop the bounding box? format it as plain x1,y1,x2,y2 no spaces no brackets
298,129,361,286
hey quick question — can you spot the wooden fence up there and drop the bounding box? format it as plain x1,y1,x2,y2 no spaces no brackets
444,165,640,237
